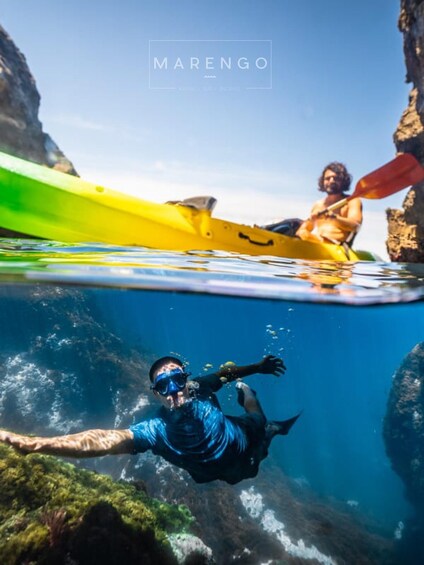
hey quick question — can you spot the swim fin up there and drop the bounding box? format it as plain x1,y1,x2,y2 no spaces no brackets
266,412,302,437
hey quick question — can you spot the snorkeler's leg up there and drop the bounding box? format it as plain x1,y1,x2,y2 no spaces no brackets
235,381,266,418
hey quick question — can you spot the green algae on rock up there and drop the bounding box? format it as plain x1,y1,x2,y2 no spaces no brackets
0,443,193,564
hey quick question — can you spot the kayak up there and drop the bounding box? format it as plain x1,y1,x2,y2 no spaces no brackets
0,151,376,261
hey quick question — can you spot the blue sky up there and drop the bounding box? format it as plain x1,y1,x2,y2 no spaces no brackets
0,0,408,258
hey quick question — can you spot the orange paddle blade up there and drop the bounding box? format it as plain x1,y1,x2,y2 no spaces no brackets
352,153,424,200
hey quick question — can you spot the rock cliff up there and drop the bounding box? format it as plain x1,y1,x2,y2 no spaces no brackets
0,24,76,175
388,1,424,261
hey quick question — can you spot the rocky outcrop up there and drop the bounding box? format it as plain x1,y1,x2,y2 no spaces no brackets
384,342,424,506
388,1,424,261
384,342,424,563
0,285,155,436
0,24,76,175
0,443,193,564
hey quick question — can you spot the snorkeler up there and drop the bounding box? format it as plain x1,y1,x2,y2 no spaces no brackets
0,355,300,485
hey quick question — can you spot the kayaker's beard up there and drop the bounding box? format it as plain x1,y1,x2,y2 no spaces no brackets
325,181,344,195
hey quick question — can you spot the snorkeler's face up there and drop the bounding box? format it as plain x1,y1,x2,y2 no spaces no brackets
152,362,190,410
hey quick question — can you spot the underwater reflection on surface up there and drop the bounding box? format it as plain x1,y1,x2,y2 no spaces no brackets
1,239,424,304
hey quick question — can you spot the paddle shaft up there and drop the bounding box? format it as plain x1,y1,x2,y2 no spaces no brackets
316,196,350,216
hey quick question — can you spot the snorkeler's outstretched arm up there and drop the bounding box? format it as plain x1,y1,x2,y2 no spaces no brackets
0,428,135,458
216,355,286,383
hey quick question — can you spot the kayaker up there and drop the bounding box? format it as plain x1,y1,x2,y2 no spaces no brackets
0,355,300,485
296,162,362,245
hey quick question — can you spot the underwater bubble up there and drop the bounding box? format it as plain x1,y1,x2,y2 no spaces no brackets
394,521,404,540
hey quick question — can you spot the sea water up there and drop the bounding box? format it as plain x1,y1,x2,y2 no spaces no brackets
0,239,423,563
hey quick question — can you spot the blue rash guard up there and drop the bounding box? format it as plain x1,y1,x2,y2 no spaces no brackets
129,373,267,484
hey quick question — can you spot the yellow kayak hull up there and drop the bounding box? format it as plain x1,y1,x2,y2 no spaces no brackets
0,152,375,261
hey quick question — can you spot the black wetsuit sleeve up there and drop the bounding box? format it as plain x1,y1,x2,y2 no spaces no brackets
193,373,223,393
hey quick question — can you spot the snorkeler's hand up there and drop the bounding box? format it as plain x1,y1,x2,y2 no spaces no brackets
257,355,286,376
0,429,16,447
0,430,32,454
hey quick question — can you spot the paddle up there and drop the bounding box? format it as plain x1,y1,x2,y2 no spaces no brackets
317,153,424,217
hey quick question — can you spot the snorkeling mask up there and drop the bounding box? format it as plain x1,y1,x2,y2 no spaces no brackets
151,367,189,396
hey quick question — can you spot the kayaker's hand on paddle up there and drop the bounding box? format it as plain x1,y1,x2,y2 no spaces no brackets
257,355,286,376
312,210,336,220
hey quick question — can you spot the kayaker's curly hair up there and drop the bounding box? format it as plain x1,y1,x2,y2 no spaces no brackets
318,162,352,193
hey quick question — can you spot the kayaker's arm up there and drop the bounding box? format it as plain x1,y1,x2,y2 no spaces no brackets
325,197,362,232
0,428,134,457
216,355,286,383
297,197,362,243
296,219,316,241
295,202,323,241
